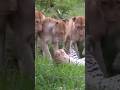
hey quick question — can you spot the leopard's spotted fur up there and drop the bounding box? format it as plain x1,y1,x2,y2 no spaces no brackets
86,35,120,90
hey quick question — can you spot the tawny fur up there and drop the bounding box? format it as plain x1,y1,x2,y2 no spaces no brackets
37,17,67,59
35,10,45,32
65,16,85,53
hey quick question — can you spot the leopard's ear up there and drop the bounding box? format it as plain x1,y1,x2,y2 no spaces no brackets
72,17,76,22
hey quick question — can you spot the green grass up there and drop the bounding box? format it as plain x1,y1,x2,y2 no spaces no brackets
35,0,85,19
35,55,85,90
69,3,85,16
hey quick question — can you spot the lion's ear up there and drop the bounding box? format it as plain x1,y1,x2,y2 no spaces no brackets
56,21,59,25
72,17,76,22
62,19,68,23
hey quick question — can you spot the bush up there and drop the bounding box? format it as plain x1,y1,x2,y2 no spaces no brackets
35,0,85,19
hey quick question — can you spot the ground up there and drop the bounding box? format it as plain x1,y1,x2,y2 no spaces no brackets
35,54,85,90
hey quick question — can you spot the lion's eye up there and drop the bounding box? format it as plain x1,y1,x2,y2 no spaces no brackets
77,26,80,29
36,21,39,23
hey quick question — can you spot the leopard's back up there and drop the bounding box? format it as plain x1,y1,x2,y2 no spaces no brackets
86,35,120,90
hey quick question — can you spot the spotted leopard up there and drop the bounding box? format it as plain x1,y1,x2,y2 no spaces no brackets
86,35,120,90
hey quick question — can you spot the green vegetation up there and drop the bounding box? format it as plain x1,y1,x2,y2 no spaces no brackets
35,55,85,90
35,0,85,19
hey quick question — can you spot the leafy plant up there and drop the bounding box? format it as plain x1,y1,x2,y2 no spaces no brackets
35,0,85,19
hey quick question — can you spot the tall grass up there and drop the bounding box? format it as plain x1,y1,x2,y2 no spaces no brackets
35,55,85,90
